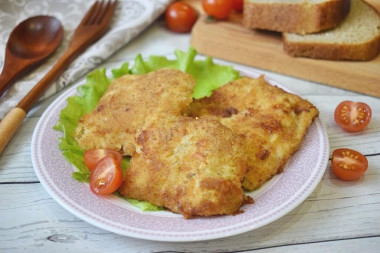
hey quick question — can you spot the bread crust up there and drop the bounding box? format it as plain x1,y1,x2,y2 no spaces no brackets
243,0,351,34
283,34,380,61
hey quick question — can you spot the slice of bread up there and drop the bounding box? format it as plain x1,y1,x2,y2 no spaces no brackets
243,0,351,34
283,0,380,61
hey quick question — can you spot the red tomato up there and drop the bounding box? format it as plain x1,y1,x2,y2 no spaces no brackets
165,2,198,33
84,149,122,171
202,0,233,20
334,101,372,132
232,0,243,12
90,156,123,195
332,148,368,181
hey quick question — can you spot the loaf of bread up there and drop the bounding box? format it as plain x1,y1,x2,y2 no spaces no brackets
243,0,351,34
283,0,380,61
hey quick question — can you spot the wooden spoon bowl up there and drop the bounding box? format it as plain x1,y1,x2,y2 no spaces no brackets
0,15,63,97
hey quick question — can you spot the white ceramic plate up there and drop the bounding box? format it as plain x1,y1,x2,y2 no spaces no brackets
31,62,329,242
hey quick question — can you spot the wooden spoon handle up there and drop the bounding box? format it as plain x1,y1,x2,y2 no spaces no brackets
0,46,83,154
0,49,39,97
0,57,26,97
0,72,14,97
17,45,85,112
17,49,74,112
0,107,26,153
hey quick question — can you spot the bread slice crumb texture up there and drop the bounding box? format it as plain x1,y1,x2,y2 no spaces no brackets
285,0,380,44
243,0,351,34
283,0,380,60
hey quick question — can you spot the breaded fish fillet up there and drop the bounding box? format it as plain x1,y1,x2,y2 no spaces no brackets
119,115,249,218
187,76,319,191
74,68,196,156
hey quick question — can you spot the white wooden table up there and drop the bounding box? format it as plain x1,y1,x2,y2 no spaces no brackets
1,16,379,253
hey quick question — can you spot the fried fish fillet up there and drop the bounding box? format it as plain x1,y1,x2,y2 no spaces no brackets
187,76,319,191
119,115,249,218
74,68,196,156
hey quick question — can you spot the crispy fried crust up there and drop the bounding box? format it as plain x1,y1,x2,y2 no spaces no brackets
187,76,319,191
243,0,351,34
119,116,249,218
74,68,196,156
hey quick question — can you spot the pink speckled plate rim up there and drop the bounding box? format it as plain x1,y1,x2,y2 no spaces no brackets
31,59,329,242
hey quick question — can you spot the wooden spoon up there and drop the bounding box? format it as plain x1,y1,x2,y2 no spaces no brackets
0,15,63,97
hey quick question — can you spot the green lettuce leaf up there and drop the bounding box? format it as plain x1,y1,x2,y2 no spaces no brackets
54,47,240,211
130,48,240,98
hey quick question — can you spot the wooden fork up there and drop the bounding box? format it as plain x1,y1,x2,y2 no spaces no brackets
0,0,117,154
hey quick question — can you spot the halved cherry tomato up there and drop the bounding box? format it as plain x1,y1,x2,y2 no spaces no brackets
84,149,122,171
334,101,372,132
232,0,243,12
202,0,233,20
332,148,368,181
90,156,123,195
165,2,198,33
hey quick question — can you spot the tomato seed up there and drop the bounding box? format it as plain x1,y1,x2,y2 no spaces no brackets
96,178,106,188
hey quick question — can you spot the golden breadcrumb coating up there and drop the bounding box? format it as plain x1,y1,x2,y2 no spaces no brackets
119,115,249,218
74,68,196,156
187,76,319,191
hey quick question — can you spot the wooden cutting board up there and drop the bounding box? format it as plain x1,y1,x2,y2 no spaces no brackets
190,1,380,98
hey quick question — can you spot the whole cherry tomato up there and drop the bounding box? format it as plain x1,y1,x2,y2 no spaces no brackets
334,101,372,132
232,0,243,12
165,2,198,33
84,148,122,171
90,156,124,195
332,148,368,181
202,0,233,20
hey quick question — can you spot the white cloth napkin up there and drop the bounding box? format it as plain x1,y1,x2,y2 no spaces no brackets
0,0,172,119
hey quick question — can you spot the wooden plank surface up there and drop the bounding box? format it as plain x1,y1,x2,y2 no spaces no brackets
190,1,380,98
